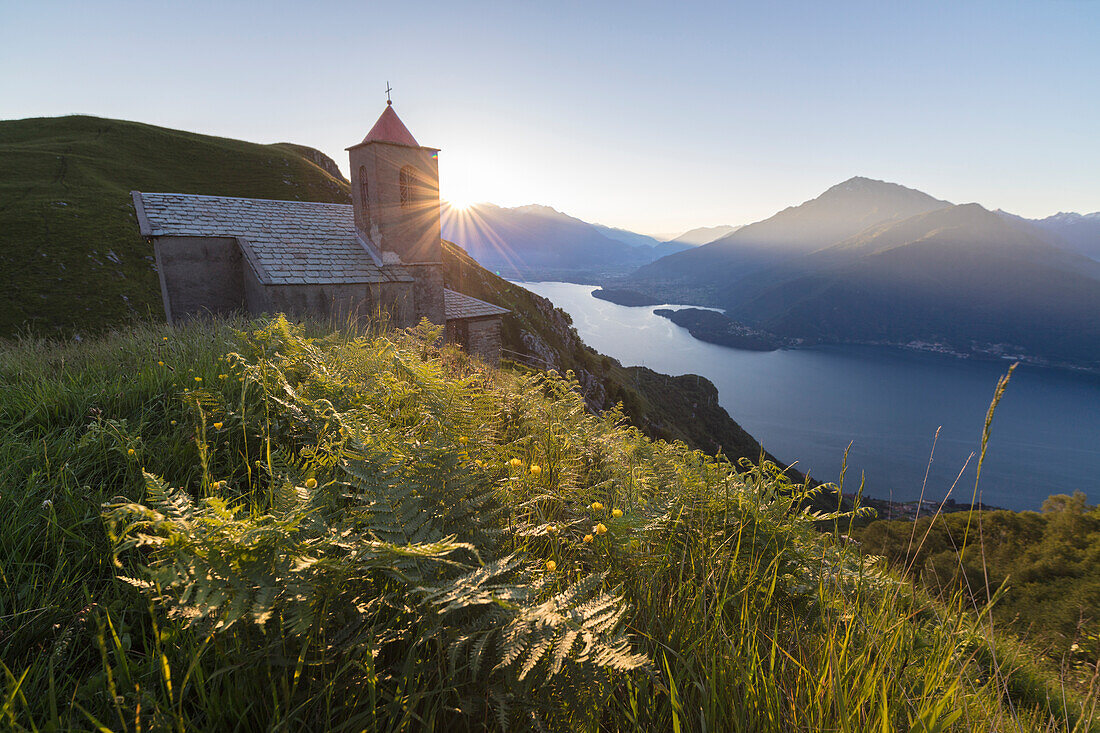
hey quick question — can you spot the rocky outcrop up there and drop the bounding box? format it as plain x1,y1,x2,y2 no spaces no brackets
275,143,349,183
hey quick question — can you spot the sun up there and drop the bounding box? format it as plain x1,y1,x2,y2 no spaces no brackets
445,197,472,212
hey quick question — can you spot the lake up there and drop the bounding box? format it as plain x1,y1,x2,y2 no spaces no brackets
519,281,1100,511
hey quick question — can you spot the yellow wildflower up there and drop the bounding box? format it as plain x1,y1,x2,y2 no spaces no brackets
612,508,623,518
547,525,558,534
170,420,177,425
194,376,202,382
127,448,136,457
305,478,318,489
508,458,522,468
583,534,593,543
595,523,608,535
157,360,164,366
459,436,469,445
219,374,228,379
529,464,541,476
213,422,223,430
545,560,557,572
591,502,603,512
162,336,168,342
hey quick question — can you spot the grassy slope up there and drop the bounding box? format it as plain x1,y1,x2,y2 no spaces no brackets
0,113,779,470
0,317,1089,731
0,115,349,335
443,241,778,466
854,497,1100,668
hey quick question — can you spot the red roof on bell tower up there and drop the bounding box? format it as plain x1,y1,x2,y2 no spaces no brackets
356,103,420,147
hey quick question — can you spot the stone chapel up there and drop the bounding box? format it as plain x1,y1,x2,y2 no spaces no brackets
131,102,508,363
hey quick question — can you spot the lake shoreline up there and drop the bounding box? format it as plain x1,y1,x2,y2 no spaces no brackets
588,283,1100,377
515,280,1100,511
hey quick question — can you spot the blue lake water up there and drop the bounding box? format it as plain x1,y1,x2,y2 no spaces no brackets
519,281,1100,511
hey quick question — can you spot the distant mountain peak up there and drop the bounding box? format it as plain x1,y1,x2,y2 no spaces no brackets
835,175,881,187
667,225,741,246
819,176,940,201
513,203,566,216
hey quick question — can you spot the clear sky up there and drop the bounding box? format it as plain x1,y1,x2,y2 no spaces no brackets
2,0,1098,234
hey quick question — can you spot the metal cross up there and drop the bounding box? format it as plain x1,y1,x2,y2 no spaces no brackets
385,82,393,104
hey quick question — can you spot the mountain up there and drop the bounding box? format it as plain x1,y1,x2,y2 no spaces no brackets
651,240,696,258
591,223,663,249
729,203,1100,366
622,177,950,305
667,224,740,246
998,210,1100,261
441,202,664,280
606,177,1100,368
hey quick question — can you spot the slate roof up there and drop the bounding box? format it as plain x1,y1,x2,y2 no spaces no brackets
444,289,510,320
133,192,412,285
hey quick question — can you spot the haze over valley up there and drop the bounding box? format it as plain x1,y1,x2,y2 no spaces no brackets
442,176,1100,371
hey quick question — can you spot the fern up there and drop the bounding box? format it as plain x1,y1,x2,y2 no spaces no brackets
98,317,915,730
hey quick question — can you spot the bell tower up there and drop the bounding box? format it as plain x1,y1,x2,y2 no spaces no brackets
348,98,444,323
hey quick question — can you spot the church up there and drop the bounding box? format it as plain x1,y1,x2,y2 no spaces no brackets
131,101,508,363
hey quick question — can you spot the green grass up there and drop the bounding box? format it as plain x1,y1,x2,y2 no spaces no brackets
0,115,350,336
855,496,1100,691
0,113,778,475
442,241,773,464
1,315,1094,730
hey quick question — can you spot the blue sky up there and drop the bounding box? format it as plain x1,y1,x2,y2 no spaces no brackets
2,0,1098,233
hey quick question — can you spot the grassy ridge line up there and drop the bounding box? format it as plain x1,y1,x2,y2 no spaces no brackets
0,114,349,335
0,113,785,470
1,316,1088,730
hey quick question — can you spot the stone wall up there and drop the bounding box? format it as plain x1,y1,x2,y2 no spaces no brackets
154,236,244,322
410,263,445,325
451,316,502,365
243,272,415,329
154,235,420,330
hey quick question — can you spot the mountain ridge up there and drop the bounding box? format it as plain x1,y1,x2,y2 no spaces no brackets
666,224,740,246
731,203,1100,367
621,176,952,305
440,201,693,280
608,177,1100,369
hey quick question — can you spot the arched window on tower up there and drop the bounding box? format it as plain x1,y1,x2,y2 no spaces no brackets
399,166,419,209
358,167,371,229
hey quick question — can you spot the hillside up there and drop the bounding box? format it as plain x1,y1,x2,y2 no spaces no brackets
1,316,1091,730
591,223,663,248
442,241,778,464
440,202,662,280
729,204,1100,366
0,115,350,335
666,224,740,246
854,494,1100,666
620,176,950,305
0,114,784,469
607,178,1100,369
999,210,1100,261
653,308,781,351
